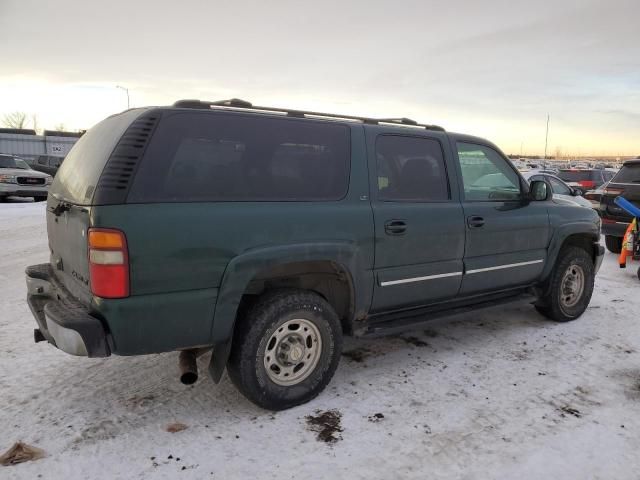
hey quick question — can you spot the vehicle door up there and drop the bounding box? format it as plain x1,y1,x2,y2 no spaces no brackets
452,140,550,295
368,129,465,312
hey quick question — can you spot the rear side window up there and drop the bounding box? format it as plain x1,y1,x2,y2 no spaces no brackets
611,165,640,184
375,135,449,201
128,112,350,202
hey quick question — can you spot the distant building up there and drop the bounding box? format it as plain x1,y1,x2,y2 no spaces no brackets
0,129,83,164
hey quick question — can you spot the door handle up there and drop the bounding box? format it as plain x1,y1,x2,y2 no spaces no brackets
384,219,407,235
467,216,485,228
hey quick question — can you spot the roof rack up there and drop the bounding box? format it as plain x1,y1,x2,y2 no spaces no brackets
172,98,445,132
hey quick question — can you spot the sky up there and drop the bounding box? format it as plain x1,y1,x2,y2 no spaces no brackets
0,0,638,157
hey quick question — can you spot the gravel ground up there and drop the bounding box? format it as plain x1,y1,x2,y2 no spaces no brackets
1,202,639,479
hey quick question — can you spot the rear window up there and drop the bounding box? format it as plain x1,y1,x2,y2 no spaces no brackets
128,112,350,202
51,109,145,204
611,165,640,184
558,170,600,182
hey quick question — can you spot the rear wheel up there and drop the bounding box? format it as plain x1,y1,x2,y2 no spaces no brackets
605,235,622,254
535,246,595,322
227,289,342,411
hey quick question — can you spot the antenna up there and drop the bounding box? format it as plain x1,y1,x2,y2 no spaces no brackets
544,114,550,160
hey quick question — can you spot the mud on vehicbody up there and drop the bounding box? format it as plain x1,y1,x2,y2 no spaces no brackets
26,99,604,410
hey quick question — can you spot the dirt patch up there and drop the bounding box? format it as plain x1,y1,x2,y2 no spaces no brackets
401,336,429,347
305,410,343,444
124,394,155,409
0,442,45,466
342,348,374,363
507,349,532,361
559,406,582,418
367,413,385,423
166,422,188,433
615,369,640,400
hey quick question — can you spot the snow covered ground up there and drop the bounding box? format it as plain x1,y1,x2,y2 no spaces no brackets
1,201,639,480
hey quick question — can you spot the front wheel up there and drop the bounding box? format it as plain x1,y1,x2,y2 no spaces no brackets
535,246,595,322
227,289,343,411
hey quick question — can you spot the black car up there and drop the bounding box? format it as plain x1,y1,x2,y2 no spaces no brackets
558,168,616,194
598,160,640,253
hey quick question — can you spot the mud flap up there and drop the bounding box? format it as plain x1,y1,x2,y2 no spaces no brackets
208,341,232,384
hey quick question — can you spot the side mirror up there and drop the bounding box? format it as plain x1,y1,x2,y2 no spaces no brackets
529,180,551,201
571,189,582,196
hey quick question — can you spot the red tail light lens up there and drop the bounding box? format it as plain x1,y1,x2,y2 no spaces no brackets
88,228,129,298
578,180,596,189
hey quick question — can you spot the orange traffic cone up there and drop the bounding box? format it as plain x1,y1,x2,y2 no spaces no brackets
619,218,637,268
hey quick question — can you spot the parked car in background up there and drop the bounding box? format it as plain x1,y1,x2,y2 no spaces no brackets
598,159,640,253
522,171,592,208
558,168,616,194
28,155,64,176
584,181,609,209
532,168,559,175
0,154,52,202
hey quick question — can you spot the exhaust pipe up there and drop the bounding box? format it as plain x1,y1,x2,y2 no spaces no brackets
178,350,199,385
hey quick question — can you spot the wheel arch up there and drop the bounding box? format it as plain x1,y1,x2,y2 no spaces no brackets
207,242,372,382
540,222,600,284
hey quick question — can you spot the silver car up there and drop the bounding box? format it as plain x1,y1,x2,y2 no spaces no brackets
0,154,52,202
523,171,592,208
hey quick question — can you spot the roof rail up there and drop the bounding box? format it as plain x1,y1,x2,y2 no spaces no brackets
171,99,445,132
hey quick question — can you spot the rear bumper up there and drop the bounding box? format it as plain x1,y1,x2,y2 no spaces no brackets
25,264,110,357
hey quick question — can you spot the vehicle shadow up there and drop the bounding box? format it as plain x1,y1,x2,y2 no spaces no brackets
17,300,553,415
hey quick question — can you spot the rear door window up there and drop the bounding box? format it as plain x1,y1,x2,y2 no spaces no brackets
128,112,350,202
375,135,449,201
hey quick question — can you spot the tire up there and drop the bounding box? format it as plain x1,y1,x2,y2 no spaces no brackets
34,196,48,202
227,289,343,411
535,246,595,322
605,235,622,254
0,196,6,203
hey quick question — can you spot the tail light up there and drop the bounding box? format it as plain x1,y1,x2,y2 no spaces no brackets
578,180,596,189
88,228,129,298
604,187,623,196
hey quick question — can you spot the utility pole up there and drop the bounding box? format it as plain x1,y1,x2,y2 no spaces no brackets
116,85,130,109
543,114,549,160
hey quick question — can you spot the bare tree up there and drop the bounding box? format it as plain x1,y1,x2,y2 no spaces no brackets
2,111,28,129
31,114,39,133
554,146,563,160
54,123,66,131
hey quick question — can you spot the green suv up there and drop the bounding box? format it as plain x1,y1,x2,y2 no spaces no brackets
26,99,604,410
